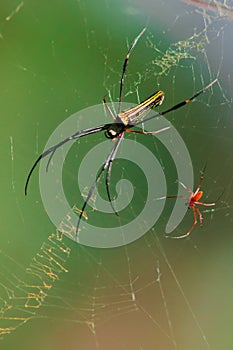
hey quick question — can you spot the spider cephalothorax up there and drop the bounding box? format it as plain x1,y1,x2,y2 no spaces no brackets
104,123,126,140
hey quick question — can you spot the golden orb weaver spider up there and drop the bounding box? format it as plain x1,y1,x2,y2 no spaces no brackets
25,28,217,233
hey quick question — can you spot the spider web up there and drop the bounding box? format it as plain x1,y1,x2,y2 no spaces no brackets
1,1,233,349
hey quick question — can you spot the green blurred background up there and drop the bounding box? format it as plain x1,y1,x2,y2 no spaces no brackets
0,0,232,349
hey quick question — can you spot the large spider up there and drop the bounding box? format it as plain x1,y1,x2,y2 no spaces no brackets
24,28,217,232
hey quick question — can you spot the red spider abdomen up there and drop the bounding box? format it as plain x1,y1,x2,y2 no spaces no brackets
194,191,203,202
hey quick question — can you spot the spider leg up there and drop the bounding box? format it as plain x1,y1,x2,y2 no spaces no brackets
125,126,170,135
118,28,146,114
76,134,124,233
103,96,117,121
161,79,217,116
195,162,207,193
105,134,124,215
105,161,119,216
134,79,218,127
46,150,56,172
24,154,44,195
25,124,110,195
196,207,203,227
157,195,188,200
178,181,193,193
195,201,215,206
165,206,198,239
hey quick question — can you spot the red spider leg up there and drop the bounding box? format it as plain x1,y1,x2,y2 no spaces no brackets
158,195,188,200
194,163,207,193
166,206,198,239
125,126,170,135
195,206,203,226
195,201,215,206
166,195,188,199
178,181,193,193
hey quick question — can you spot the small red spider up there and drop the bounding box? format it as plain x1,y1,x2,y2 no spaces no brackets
164,168,215,239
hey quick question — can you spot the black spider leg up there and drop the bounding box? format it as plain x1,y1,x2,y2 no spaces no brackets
25,124,110,195
118,28,146,115
104,134,125,216
76,134,124,234
133,79,218,127
103,96,117,121
99,28,146,213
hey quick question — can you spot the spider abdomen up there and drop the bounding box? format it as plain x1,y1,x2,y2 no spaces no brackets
195,191,203,202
